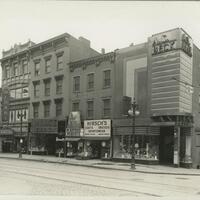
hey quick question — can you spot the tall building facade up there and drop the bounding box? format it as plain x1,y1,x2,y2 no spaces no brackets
0,33,99,154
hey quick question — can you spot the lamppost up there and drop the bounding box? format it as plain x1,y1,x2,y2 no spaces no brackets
128,98,140,170
17,109,26,158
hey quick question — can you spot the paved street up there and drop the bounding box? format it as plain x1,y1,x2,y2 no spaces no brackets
0,158,200,200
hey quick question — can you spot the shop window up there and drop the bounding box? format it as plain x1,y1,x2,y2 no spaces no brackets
114,135,159,160
103,70,111,88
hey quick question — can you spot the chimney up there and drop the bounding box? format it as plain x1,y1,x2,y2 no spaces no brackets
101,48,105,54
79,37,90,47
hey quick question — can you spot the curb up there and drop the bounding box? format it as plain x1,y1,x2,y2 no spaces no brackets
0,156,200,176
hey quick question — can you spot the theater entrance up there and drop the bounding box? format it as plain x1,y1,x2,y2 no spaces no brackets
159,126,174,165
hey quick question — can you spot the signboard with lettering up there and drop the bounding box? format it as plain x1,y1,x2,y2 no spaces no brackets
84,120,111,137
150,28,193,57
67,111,81,137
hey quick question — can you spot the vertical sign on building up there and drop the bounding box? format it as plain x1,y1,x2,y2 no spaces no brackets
2,87,10,123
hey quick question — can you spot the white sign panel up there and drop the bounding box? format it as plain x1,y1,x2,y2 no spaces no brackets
84,120,111,137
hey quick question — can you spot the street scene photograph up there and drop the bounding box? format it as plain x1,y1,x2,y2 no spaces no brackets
0,1,200,200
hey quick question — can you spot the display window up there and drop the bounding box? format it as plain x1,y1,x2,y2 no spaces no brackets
114,135,159,160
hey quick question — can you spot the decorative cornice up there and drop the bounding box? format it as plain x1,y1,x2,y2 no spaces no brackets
69,52,116,72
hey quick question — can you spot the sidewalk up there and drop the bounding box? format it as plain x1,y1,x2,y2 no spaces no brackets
0,153,200,175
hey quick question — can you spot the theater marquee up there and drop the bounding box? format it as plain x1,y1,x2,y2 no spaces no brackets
84,119,111,137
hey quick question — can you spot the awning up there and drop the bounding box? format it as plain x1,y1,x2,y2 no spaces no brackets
56,137,80,142
81,137,110,141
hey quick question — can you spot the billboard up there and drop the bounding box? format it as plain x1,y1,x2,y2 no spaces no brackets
84,119,111,137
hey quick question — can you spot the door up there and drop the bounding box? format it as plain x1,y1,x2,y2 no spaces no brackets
159,127,174,164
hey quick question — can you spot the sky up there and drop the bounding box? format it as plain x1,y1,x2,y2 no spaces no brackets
0,0,200,85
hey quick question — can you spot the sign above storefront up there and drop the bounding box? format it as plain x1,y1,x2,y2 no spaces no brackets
152,35,177,55
84,119,111,137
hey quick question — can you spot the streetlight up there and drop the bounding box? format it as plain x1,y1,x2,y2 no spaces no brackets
128,98,140,170
17,109,26,158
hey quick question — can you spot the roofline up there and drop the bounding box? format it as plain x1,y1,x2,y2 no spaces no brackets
69,51,114,66
29,33,71,50
151,27,192,39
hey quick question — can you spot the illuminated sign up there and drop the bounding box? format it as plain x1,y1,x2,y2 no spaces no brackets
152,35,176,55
84,119,111,137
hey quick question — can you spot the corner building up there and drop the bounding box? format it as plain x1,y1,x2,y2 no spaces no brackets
69,28,200,168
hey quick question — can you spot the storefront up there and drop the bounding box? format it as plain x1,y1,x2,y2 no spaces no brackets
78,119,112,160
0,128,14,153
113,123,159,164
30,119,57,155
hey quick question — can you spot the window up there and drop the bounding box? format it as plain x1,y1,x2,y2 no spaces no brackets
22,60,28,74
87,73,94,90
33,104,39,119
103,70,111,87
22,87,29,98
87,100,94,119
35,62,40,76
72,102,79,111
44,102,50,118
44,80,51,96
45,59,51,73
103,99,111,117
16,88,21,99
13,63,19,76
56,78,63,95
5,66,10,79
56,101,62,116
33,82,40,98
57,54,63,70
73,76,80,92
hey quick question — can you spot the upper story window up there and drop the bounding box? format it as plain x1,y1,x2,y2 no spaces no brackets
103,98,111,118
13,63,19,76
22,60,28,74
56,78,63,95
57,54,63,70
103,70,111,88
55,101,62,116
73,76,80,92
72,102,79,111
5,65,10,79
43,101,51,118
45,58,51,73
35,62,40,76
44,80,51,96
33,104,39,119
33,82,40,98
87,73,94,90
87,100,94,119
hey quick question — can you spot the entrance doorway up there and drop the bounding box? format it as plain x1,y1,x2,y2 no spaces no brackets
159,126,174,165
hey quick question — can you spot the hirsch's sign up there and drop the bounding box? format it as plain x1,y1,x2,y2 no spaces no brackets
84,120,111,137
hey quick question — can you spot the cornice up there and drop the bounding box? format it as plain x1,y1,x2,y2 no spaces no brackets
69,52,115,72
